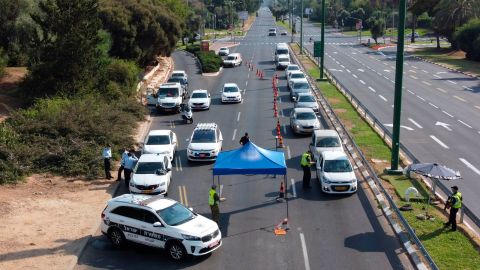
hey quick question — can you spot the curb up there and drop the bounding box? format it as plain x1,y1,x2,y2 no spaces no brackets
203,67,223,77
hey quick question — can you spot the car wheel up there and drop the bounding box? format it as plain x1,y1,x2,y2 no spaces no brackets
167,241,186,260
108,228,126,248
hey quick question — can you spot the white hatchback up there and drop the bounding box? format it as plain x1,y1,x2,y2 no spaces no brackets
316,151,357,194
129,154,172,195
188,89,211,110
221,83,242,103
187,123,223,161
141,130,177,161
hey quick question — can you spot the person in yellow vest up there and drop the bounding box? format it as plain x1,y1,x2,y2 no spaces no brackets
301,150,314,189
209,185,220,224
444,186,462,231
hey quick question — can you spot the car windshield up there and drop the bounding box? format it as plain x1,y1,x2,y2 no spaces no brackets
157,203,195,226
135,162,165,174
296,112,316,120
192,92,208,98
171,73,184,78
158,87,179,97
279,57,289,62
291,73,305,79
220,48,227,51
288,66,299,71
168,78,185,85
294,83,310,90
191,130,216,143
227,56,236,60
224,86,238,92
323,159,352,173
146,135,170,145
277,49,288,55
317,137,341,147
298,95,315,102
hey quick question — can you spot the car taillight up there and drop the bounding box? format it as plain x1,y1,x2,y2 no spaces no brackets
101,205,107,219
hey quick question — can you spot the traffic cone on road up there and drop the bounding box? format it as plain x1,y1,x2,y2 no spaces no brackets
256,69,259,77
278,135,284,148
260,70,264,80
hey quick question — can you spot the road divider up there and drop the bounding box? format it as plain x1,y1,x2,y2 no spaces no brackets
178,185,188,206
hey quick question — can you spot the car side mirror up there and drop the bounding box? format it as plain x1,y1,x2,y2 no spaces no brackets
166,167,171,172
208,94,211,97
153,222,163,227
188,207,193,212
156,169,163,175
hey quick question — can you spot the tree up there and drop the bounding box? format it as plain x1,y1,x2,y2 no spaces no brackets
370,18,386,44
0,49,7,78
455,18,480,61
21,0,102,99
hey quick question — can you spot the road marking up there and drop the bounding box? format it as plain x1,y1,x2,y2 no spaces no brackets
442,110,454,117
436,87,447,93
359,80,365,85
409,75,418,79
447,80,457,84
182,185,188,206
408,118,423,129
368,86,376,92
346,69,351,73
459,158,480,176
428,102,438,109
433,75,442,79
286,145,291,159
246,81,248,87
170,120,176,129
340,65,345,68
379,95,388,102
412,65,418,69
352,74,358,78
178,186,184,205
430,135,449,149
175,157,180,171
299,233,311,270
283,124,287,134
422,70,429,73
409,70,416,73
178,157,183,171
237,112,241,122
383,76,389,80
232,129,237,141
416,95,425,101
475,105,480,111
462,86,473,91
290,178,297,197
407,89,415,95
435,121,452,131
383,62,388,66
458,120,472,128
422,81,432,86
453,95,466,102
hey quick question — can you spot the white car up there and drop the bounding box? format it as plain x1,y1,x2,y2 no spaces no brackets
101,194,222,260
223,53,242,67
276,54,290,70
188,89,211,110
171,70,187,81
156,83,184,113
290,107,321,134
290,79,311,101
129,154,172,195
142,130,177,161
187,123,223,161
221,83,242,103
218,47,229,56
294,93,318,112
285,64,300,78
309,129,344,160
316,151,357,194
287,71,307,89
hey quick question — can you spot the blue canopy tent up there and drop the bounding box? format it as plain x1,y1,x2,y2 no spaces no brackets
212,141,289,217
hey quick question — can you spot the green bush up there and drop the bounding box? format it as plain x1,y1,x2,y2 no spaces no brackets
103,59,140,98
197,51,222,73
0,48,7,78
0,95,147,184
185,44,200,55
455,19,480,61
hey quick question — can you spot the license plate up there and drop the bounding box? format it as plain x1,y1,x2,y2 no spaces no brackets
143,190,154,194
208,240,219,248
335,186,348,191
199,154,206,157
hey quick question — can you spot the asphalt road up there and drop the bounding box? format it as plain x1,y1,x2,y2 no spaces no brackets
75,8,412,270
287,21,480,217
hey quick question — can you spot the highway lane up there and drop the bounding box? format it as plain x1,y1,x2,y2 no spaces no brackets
75,8,412,270
292,21,480,216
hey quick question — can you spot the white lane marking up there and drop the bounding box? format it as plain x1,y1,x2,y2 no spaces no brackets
299,233,311,270
412,65,418,69
359,80,365,85
379,95,388,102
368,86,376,92
417,95,425,101
409,75,418,79
409,70,416,73
390,66,395,69
459,158,480,176
286,145,291,159
453,95,466,102
475,105,480,111
246,81,248,87
352,74,358,78
430,135,449,149
408,118,423,129
463,86,473,91
237,112,241,122
442,110,454,117
422,81,432,86
178,186,183,204
283,124,287,134
178,157,183,171
436,87,447,93
428,102,438,109
433,75,442,79
383,62,388,66
175,157,180,171
383,76,389,80
422,70,429,73
458,120,472,128
447,80,457,84
346,69,351,73
290,178,297,197
340,65,345,68
407,89,415,95
232,129,237,141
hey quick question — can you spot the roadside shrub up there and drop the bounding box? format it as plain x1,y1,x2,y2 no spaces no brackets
185,44,200,55
0,48,7,78
455,19,480,61
197,51,222,73
102,59,141,98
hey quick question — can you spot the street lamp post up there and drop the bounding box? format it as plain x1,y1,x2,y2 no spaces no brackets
300,0,303,54
320,0,325,79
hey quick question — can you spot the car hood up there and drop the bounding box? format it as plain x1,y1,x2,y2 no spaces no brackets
296,102,317,108
222,92,241,97
158,96,180,103
188,142,218,151
143,145,172,154
293,119,319,126
132,173,168,185
323,171,355,182
189,98,210,104
174,214,219,236
312,146,344,157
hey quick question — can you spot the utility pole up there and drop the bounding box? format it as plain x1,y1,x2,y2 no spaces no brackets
320,0,325,79
300,0,303,54
389,0,407,173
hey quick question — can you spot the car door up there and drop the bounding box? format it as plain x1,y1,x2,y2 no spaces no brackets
146,88,157,106
164,155,172,187
109,206,146,244
316,157,324,182
138,209,168,248
290,111,296,127
309,133,317,159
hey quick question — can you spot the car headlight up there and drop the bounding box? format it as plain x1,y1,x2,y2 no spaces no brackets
322,176,331,184
187,148,193,154
295,124,300,129
159,182,165,186
181,234,201,241
349,179,357,184
314,122,320,128
129,181,135,187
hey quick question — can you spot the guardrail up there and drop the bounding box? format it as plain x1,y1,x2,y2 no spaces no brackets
297,43,480,238
293,43,438,270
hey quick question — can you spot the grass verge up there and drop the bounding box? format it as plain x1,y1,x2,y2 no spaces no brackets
291,43,480,269
276,20,290,32
411,48,480,77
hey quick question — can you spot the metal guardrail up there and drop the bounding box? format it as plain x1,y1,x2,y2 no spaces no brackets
298,44,480,237
294,43,439,270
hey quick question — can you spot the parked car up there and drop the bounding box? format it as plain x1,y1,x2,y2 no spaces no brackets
218,47,230,56
129,154,172,195
281,31,288,36
290,107,321,134
187,123,223,161
406,32,419,38
171,70,188,81
309,129,343,160
294,93,318,112
315,151,357,194
223,53,242,67
285,64,300,78
101,194,222,260
141,129,177,161
221,83,242,103
188,89,211,110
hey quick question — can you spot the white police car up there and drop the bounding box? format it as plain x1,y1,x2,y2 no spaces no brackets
129,154,172,195
101,194,222,260
187,123,223,161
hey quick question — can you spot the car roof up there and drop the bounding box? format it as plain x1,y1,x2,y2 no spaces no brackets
172,70,186,74
138,153,168,163
297,92,314,97
293,107,315,113
147,129,171,136
191,89,208,94
276,43,288,48
313,129,340,137
109,194,176,211
322,150,349,160
278,54,289,57
224,83,238,87
159,82,181,88
227,53,240,56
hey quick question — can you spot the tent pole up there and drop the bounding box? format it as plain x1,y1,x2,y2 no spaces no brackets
285,175,289,219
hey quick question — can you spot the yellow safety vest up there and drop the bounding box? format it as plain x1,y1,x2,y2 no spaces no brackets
209,189,217,206
301,152,311,167
452,192,462,209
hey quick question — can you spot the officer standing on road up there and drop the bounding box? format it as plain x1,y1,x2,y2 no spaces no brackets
123,149,138,187
209,185,220,224
116,147,129,181
444,186,462,231
239,132,250,145
102,145,113,180
301,150,314,189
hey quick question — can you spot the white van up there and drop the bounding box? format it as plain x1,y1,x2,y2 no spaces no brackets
223,53,242,67
316,151,357,194
274,43,289,61
276,54,290,70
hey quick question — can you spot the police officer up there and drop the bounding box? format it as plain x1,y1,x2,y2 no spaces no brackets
301,150,314,189
123,149,138,187
209,185,220,224
116,147,129,181
239,132,250,145
102,145,113,179
444,186,462,231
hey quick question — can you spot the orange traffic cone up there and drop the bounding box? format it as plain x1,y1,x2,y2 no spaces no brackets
260,70,264,79
256,69,259,76
278,136,284,148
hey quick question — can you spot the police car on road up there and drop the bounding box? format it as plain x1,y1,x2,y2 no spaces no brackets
129,154,172,195
187,123,223,161
101,194,222,260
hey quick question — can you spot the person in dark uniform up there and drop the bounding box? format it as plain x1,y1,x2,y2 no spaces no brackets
444,186,462,231
239,132,250,145
300,150,314,188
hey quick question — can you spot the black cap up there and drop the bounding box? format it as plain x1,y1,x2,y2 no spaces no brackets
451,186,458,190
211,184,217,189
